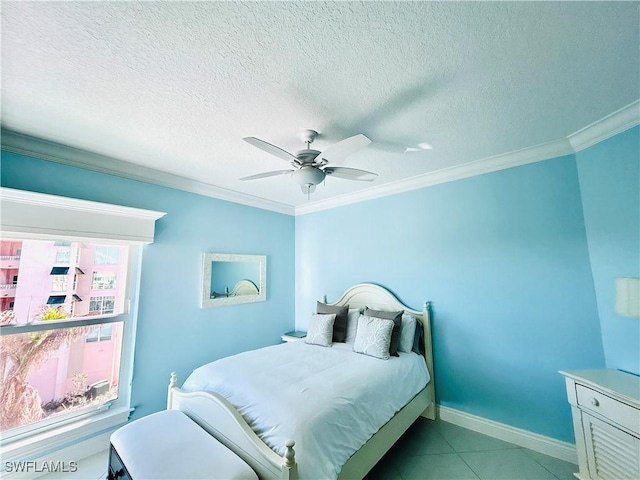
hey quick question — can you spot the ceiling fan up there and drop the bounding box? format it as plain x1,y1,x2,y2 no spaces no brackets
240,129,377,197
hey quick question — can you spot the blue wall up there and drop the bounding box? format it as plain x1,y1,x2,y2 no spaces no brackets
576,126,640,375
295,153,606,443
0,151,296,421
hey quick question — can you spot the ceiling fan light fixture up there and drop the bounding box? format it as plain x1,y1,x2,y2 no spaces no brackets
301,183,317,199
292,165,326,187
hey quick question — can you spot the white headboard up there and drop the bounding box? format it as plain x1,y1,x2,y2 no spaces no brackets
324,283,435,419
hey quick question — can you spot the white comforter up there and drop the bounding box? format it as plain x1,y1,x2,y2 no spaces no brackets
182,341,429,480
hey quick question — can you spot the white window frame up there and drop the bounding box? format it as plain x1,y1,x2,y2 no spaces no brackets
1,250,138,439
0,187,165,471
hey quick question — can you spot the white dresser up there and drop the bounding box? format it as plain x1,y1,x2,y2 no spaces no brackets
560,369,640,480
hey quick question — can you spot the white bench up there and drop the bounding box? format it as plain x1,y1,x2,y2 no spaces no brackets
109,409,258,480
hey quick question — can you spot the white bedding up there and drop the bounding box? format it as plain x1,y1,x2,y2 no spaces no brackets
181,341,429,480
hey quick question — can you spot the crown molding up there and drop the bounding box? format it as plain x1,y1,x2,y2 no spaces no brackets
0,129,295,216
568,100,640,152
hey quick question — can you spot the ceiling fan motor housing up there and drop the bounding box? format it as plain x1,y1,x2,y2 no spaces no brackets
292,165,326,187
294,149,321,164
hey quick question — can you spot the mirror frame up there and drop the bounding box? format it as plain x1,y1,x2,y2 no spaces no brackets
200,253,266,308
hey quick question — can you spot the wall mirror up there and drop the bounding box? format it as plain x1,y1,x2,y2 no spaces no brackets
200,253,266,308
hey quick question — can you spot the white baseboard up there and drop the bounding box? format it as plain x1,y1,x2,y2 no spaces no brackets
438,406,578,464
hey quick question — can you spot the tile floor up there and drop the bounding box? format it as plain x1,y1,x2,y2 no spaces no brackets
365,418,577,480
41,418,578,480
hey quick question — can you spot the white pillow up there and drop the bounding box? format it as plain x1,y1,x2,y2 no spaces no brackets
305,313,336,347
398,314,417,353
344,308,361,344
352,315,394,360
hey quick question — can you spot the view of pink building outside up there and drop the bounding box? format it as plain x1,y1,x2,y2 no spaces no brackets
0,239,127,406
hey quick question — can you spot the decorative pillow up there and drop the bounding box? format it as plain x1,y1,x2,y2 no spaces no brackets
398,314,417,353
317,301,349,343
364,307,403,357
412,319,425,356
344,308,361,344
305,313,336,347
352,315,394,360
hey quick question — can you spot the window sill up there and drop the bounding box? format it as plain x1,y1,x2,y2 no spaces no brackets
1,406,132,472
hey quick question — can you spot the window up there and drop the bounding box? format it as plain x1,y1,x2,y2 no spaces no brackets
91,271,117,290
11,275,17,285
47,294,67,305
0,187,164,465
1,240,128,435
55,246,71,264
86,324,113,342
51,274,67,291
89,295,115,315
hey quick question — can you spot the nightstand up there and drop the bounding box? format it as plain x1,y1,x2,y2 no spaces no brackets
559,369,640,480
281,331,306,342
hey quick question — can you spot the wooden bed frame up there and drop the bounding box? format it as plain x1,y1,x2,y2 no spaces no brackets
167,283,435,480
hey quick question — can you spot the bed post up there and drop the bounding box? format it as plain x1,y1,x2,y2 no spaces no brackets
422,301,436,420
168,372,177,410
281,439,297,479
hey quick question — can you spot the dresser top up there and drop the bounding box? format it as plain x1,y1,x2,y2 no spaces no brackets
560,369,640,405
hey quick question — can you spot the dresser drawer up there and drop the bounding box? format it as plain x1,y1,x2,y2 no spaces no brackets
576,384,640,436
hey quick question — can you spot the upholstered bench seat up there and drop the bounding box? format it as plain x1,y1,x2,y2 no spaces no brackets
109,409,257,480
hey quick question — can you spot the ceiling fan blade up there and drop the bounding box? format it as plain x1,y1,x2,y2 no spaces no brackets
366,139,434,154
316,134,371,164
243,137,301,165
324,167,377,181
239,170,295,181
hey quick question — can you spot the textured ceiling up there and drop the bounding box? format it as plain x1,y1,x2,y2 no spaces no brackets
2,1,639,209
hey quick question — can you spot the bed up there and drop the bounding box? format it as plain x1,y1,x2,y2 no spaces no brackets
167,283,435,479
